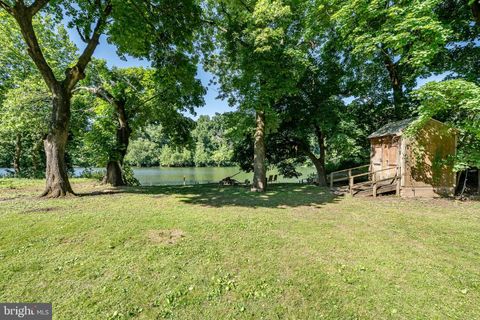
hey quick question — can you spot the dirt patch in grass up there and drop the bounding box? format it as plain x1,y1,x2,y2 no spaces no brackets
21,207,59,214
58,236,85,244
0,196,23,202
147,229,185,244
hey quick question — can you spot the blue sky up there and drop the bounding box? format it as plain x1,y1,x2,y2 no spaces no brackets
416,72,451,88
67,29,231,118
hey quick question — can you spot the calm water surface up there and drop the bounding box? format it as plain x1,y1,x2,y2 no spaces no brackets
131,167,315,185
0,167,315,186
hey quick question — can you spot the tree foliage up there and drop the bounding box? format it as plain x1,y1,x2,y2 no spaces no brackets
412,79,480,170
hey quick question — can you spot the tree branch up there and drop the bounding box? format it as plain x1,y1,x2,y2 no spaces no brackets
201,18,228,33
64,1,112,91
238,0,253,13
75,86,116,105
29,0,50,16
75,85,129,127
75,3,111,70
12,4,58,91
302,147,320,163
76,26,89,43
0,0,13,14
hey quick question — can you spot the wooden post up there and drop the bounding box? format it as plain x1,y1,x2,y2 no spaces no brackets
330,172,334,188
348,169,353,195
477,169,480,195
372,171,377,198
396,166,401,196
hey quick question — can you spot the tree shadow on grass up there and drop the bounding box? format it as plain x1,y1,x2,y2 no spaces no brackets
121,183,340,209
77,189,125,197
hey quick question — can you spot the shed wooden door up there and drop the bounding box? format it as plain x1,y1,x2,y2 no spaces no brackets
371,142,383,179
382,140,398,179
370,137,399,180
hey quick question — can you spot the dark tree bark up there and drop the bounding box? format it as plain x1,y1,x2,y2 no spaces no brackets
383,53,405,116
3,0,111,197
103,100,131,186
252,110,266,192
306,152,327,186
301,126,327,187
313,126,328,186
13,134,22,177
114,100,131,164
477,169,480,195
472,0,480,24
103,161,124,186
41,86,74,197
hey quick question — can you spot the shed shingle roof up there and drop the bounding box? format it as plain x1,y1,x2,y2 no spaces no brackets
367,118,416,139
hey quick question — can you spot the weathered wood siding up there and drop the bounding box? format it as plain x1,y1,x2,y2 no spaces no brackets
370,136,400,180
401,120,456,197
369,119,457,198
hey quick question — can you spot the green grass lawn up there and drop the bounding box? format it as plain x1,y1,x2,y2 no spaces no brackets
0,179,479,319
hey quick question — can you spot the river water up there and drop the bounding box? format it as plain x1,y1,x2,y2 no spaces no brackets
0,166,315,186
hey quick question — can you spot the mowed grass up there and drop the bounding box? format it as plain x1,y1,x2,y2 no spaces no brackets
0,179,479,319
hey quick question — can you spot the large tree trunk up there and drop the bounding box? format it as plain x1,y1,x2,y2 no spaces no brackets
302,126,327,187
103,100,131,186
307,154,327,187
103,161,125,186
13,133,22,177
313,126,327,186
115,100,130,167
473,0,480,24
383,52,405,118
252,110,266,192
41,88,74,197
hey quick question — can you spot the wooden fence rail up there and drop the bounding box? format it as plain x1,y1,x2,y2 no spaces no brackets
328,164,370,188
329,165,401,197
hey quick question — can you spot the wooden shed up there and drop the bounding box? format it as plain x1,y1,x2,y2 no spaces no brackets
367,118,457,197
